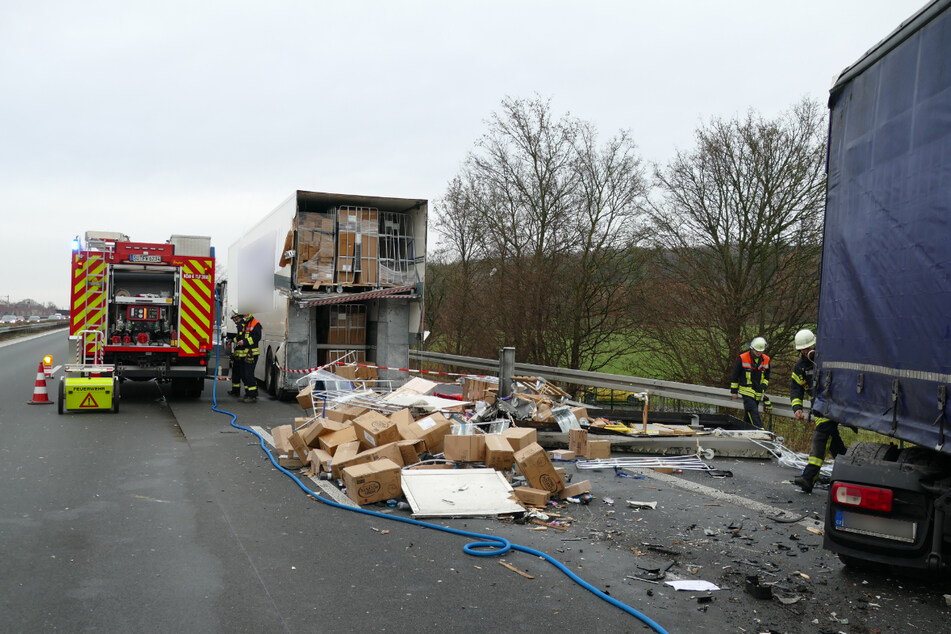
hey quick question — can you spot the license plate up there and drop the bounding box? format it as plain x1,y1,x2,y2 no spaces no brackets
834,509,917,543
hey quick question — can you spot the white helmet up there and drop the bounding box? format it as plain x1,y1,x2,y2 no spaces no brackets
795,329,816,350
750,336,767,352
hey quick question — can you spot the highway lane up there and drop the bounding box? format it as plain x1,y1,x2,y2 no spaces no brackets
4,331,950,633
0,332,642,633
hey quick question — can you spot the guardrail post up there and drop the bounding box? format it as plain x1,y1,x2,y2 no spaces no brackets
498,347,515,398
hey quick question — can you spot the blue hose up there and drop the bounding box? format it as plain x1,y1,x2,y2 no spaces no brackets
209,293,668,633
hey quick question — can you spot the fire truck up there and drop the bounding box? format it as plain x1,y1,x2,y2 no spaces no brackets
66,231,215,403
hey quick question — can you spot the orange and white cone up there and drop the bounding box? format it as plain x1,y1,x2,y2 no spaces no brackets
28,361,53,405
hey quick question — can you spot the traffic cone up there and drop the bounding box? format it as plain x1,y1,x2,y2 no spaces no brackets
28,361,53,405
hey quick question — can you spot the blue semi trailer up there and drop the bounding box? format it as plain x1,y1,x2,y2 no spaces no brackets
817,0,951,571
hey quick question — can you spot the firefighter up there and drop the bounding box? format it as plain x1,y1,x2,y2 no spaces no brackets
231,311,262,403
791,328,846,494
227,311,245,397
730,336,771,430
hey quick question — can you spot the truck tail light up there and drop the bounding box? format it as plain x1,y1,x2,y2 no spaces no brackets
832,482,893,512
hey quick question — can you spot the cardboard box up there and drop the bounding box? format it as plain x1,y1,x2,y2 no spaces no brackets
549,449,576,461
324,403,369,424
307,448,333,474
342,458,402,505
353,411,401,450
587,439,611,459
333,442,404,478
318,426,359,455
463,377,496,401
330,441,361,480
296,384,314,410
396,439,427,466
560,480,592,499
513,486,551,507
502,427,537,452
483,434,515,471
569,429,589,457
443,434,486,462
513,443,564,493
389,408,415,428
333,364,360,381
289,432,311,463
272,425,294,456
398,412,451,454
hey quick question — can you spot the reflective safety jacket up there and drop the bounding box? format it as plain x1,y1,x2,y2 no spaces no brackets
789,355,815,414
235,316,262,359
730,350,770,400
789,353,831,426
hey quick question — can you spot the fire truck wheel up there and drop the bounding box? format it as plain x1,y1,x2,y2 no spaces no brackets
57,378,65,415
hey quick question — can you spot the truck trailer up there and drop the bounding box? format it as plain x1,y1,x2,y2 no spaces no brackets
817,0,951,571
226,190,426,398
67,231,215,400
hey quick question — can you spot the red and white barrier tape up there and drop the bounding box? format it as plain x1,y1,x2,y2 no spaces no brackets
277,360,492,380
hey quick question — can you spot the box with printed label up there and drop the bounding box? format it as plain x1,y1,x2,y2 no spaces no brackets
398,412,451,454
353,410,401,450
513,442,564,493
342,458,402,505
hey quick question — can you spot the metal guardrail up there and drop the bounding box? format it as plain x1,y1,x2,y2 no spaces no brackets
0,321,68,342
409,349,803,420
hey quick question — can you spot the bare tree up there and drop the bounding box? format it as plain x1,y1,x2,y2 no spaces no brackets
432,96,649,370
639,99,826,386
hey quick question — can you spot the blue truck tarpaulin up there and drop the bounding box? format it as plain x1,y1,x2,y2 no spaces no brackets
816,0,951,450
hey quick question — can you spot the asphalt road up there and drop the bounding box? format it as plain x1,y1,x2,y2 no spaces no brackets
2,331,949,633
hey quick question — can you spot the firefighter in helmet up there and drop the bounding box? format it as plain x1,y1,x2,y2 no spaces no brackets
791,328,846,494
730,336,771,430
229,310,262,403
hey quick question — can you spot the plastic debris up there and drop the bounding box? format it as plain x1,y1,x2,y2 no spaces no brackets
665,580,720,592
626,500,657,510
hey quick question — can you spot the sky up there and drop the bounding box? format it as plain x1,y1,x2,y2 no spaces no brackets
0,0,930,307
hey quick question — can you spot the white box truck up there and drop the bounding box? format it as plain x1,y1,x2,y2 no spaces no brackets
227,190,427,398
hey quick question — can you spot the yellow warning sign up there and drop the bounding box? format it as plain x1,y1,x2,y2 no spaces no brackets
64,377,114,411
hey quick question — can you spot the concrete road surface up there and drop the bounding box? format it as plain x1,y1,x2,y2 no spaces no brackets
2,331,949,633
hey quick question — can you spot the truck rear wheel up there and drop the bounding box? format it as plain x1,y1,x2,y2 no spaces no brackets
845,441,899,462
57,378,65,415
265,349,288,400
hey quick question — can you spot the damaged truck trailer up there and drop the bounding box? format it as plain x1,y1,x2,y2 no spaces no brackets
819,0,951,572
227,190,427,398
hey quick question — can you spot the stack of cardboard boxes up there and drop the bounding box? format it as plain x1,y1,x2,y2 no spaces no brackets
274,387,612,509
326,305,366,363
335,206,379,286
295,212,336,288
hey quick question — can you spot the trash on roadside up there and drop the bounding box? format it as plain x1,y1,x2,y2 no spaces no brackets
626,500,657,510
665,579,720,592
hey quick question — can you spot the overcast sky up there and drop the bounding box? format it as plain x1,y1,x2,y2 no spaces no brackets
0,0,928,307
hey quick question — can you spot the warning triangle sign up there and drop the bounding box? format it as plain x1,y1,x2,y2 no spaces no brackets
79,393,99,408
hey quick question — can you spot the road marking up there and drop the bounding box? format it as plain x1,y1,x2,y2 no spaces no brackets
638,469,824,532
250,425,357,507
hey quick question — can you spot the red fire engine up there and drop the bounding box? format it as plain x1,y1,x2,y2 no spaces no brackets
67,232,214,399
